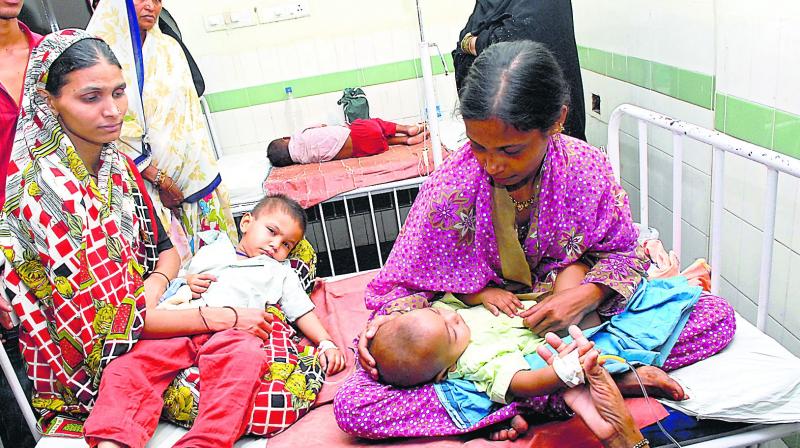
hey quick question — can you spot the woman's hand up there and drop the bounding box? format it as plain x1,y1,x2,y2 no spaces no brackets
459,287,523,317
157,173,184,210
357,312,401,379
323,348,347,375
141,165,184,209
537,327,646,448
519,284,604,334
0,296,14,330
144,274,169,306
185,273,217,298
210,307,273,341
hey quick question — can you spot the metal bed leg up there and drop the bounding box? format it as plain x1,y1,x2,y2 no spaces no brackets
317,203,336,277
637,120,649,229
671,132,683,260
367,192,384,267
342,197,360,273
710,147,725,296
756,169,779,332
392,189,402,232
0,339,40,441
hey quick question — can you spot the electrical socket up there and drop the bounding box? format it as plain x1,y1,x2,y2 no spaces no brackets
257,1,310,23
288,0,310,18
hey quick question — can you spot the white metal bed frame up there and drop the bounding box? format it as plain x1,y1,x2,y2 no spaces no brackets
607,103,800,448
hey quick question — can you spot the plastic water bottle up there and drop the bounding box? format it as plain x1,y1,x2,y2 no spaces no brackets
285,86,302,131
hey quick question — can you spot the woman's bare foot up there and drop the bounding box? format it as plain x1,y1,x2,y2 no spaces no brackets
488,414,529,441
616,366,686,400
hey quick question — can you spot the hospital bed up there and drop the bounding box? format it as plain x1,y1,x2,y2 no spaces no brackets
4,104,799,447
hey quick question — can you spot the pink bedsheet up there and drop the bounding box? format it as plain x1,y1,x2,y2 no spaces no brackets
270,272,668,448
263,143,446,208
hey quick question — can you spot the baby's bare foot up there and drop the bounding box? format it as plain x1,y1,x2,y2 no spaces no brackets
407,132,426,145
488,414,529,441
405,123,425,136
616,366,686,401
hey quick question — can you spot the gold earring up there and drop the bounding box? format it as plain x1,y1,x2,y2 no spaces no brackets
554,122,565,134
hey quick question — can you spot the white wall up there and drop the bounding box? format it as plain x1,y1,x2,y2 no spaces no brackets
574,0,800,357
168,0,472,155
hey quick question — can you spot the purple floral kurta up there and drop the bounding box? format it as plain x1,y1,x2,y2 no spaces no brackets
333,136,734,439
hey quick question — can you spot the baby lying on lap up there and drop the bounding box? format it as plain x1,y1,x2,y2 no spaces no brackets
371,263,686,408
160,194,345,374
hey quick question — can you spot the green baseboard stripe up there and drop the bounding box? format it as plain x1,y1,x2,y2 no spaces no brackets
577,45,715,110
715,93,800,158
204,53,455,113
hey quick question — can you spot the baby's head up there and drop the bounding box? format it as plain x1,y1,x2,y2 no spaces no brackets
238,194,306,261
369,307,471,387
267,137,292,167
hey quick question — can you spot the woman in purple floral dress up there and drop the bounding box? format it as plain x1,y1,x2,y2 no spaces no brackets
333,41,735,440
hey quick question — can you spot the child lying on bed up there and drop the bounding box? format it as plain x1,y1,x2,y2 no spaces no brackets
159,194,346,375
267,118,427,166
369,262,686,406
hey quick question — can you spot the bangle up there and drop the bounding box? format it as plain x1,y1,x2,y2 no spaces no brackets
198,306,211,331
153,169,166,190
631,438,649,448
223,305,238,329
149,270,170,285
460,32,473,54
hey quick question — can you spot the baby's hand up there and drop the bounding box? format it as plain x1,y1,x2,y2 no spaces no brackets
185,273,217,298
323,347,346,375
480,287,523,317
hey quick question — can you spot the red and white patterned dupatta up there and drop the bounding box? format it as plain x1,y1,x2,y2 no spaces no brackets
0,29,158,436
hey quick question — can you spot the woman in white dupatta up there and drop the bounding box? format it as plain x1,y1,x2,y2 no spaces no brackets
88,0,237,264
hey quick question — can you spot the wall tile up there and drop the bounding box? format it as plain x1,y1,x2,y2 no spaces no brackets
623,179,641,223
619,130,641,190
724,96,775,149
775,20,800,116
683,164,712,233
233,108,259,146
784,251,800,335
746,20,781,108
651,62,678,98
681,220,710,268
333,37,358,73
774,111,800,159
584,48,609,75
647,198,674,251
736,219,763,300
608,53,628,80
714,93,726,131
719,210,743,287
677,69,714,109
210,109,242,153
768,241,792,322
774,175,798,248
626,57,651,90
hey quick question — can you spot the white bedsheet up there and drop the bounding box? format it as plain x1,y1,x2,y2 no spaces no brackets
660,312,800,424
218,151,270,214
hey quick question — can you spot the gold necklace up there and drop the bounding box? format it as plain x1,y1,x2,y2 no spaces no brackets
510,196,536,212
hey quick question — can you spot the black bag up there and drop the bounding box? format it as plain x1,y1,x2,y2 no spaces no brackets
337,88,370,124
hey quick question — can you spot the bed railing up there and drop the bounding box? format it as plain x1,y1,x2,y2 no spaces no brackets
607,103,800,333
307,176,426,277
